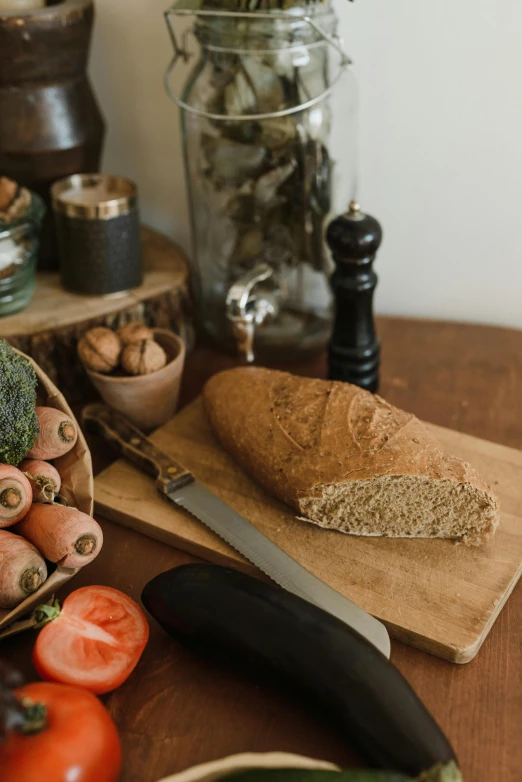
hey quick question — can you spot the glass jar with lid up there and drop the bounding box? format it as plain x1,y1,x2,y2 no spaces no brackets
164,0,357,363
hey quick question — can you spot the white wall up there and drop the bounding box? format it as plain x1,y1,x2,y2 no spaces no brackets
90,0,522,329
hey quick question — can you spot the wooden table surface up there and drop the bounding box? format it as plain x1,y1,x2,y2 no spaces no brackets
4,316,522,782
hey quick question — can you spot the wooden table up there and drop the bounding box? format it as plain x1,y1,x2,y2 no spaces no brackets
3,317,522,782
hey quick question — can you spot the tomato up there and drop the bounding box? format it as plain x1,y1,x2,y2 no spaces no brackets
33,585,149,695
0,682,122,782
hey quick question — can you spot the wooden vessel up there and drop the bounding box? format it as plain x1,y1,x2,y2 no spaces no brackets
0,0,105,268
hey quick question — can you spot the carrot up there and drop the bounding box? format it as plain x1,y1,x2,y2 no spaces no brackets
0,465,32,527
19,459,62,503
0,529,47,608
15,504,103,569
27,407,78,460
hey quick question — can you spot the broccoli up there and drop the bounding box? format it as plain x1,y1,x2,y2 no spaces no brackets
0,340,39,465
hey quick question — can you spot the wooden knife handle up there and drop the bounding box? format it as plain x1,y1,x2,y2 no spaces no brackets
82,403,194,495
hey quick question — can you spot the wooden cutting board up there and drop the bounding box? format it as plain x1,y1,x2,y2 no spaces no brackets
94,397,522,664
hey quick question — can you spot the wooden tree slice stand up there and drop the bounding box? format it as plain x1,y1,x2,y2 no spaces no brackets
0,227,194,402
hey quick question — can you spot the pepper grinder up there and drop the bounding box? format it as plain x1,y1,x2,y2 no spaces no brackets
326,201,382,393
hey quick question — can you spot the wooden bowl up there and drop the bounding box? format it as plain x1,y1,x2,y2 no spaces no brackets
0,349,94,637
85,328,186,431
155,753,340,782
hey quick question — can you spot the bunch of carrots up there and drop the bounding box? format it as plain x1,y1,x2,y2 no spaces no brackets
0,355,149,782
0,406,103,610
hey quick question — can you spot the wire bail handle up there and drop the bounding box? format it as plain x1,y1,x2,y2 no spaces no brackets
164,6,353,122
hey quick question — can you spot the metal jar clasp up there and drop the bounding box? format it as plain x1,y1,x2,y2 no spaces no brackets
163,3,352,122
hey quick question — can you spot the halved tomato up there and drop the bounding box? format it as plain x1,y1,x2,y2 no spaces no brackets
33,585,149,694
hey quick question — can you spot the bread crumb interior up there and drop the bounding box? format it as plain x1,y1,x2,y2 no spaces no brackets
299,475,498,545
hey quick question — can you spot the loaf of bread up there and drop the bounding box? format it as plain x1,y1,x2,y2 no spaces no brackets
203,368,499,545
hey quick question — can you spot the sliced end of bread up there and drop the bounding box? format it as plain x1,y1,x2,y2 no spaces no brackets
298,475,500,546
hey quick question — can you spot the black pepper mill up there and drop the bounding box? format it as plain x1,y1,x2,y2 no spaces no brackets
327,201,382,393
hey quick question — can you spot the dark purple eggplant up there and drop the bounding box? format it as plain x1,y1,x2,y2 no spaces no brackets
141,564,458,778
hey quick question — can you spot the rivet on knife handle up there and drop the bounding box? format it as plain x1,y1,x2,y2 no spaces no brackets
81,403,194,494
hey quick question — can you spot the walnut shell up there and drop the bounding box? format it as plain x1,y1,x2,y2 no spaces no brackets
0,177,17,211
117,322,154,345
78,327,122,374
121,339,167,376
0,177,31,224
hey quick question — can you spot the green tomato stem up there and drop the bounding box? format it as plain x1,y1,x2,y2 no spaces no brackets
18,697,48,735
33,599,61,629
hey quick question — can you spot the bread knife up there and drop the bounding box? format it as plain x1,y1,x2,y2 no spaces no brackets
82,403,391,658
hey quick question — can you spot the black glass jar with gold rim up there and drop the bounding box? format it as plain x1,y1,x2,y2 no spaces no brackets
52,174,142,297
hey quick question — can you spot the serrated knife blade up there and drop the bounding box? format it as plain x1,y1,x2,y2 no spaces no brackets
83,402,391,659
171,481,391,657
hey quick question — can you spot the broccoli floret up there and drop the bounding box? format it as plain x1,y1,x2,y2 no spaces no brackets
0,340,39,465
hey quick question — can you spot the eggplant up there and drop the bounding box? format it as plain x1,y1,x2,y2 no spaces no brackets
142,564,459,779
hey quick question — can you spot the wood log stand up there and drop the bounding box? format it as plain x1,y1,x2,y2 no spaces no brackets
0,227,194,402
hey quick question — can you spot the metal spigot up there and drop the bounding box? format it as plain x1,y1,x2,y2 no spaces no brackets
226,264,279,363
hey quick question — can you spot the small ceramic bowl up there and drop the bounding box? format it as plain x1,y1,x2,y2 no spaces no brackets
85,328,185,431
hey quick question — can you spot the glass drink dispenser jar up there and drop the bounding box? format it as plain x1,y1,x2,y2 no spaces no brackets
164,0,357,363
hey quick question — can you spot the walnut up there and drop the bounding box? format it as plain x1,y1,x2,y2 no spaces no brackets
78,327,122,373
117,322,154,345
0,177,17,211
121,339,167,376
0,177,31,223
